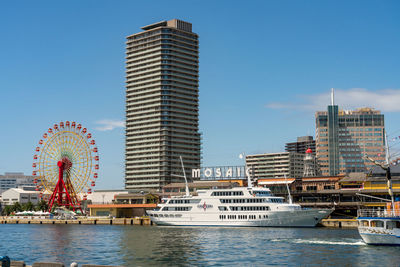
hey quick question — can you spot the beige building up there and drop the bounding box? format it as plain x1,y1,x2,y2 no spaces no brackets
125,19,201,191
1,187,40,206
316,106,385,176
246,152,305,179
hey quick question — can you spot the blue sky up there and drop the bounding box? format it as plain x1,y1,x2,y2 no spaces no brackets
1,0,399,189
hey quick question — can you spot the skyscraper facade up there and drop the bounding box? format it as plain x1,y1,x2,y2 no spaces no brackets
125,19,201,191
285,136,316,155
316,106,385,176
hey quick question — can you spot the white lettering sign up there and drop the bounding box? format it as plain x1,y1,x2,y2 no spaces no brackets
192,169,201,178
215,168,221,178
204,168,212,177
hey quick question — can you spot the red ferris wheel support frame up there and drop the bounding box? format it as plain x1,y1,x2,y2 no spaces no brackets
47,159,82,213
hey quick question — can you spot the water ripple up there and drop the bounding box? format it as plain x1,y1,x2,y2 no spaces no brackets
0,225,399,266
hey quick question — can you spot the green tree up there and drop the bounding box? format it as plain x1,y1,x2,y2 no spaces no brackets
2,205,12,216
12,202,22,213
22,201,34,211
50,202,58,213
36,200,49,211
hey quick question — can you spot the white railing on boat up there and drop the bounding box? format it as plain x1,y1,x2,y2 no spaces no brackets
357,209,400,218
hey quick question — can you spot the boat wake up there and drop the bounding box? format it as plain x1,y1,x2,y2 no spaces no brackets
271,238,365,246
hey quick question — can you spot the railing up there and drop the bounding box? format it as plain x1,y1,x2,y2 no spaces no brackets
357,209,400,218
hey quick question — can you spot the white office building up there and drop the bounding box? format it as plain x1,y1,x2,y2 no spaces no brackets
1,187,41,206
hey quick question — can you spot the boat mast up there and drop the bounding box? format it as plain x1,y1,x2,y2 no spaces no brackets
284,174,293,204
240,153,253,189
363,132,395,215
384,132,395,215
180,156,190,197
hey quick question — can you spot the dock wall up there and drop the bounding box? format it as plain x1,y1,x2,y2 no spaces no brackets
0,217,152,226
0,217,357,228
320,218,357,228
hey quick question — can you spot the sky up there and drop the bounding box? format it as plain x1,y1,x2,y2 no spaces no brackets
1,0,400,189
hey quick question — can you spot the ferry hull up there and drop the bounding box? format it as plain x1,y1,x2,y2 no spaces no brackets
359,232,400,245
148,209,331,227
357,216,400,245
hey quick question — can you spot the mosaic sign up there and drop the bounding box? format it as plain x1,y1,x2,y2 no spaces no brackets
191,166,252,180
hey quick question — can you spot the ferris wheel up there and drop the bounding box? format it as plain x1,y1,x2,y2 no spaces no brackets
32,121,99,212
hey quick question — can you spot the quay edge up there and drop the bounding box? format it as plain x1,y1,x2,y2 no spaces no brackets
1,217,357,228
0,217,153,226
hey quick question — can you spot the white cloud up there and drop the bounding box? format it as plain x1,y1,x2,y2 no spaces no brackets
266,88,400,112
95,119,125,131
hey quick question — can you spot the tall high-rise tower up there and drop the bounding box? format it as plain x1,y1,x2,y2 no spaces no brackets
125,19,201,191
316,89,385,176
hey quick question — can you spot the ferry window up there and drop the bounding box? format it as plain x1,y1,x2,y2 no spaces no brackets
371,220,383,227
386,221,396,229
396,222,400,228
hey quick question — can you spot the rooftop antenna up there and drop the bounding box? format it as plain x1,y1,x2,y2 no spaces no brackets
330,88,335,106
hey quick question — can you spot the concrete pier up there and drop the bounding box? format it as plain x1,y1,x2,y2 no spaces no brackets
0,217,153,226
0,217,356,228
320,218,357,228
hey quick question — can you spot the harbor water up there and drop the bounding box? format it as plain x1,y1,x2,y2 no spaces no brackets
0,225,399,266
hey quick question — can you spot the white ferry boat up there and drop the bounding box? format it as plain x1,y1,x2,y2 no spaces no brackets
147,186,332,227
357,207,400,245
357,136,400,245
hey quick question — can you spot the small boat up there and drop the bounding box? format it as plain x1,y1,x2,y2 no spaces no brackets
357,205,400,245
357,133,400,245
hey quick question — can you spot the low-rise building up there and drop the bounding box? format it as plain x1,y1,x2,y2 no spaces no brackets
246,152,304,179
84,189,129,204
1,186,41,206
87,190,158,218
88,192,158,218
